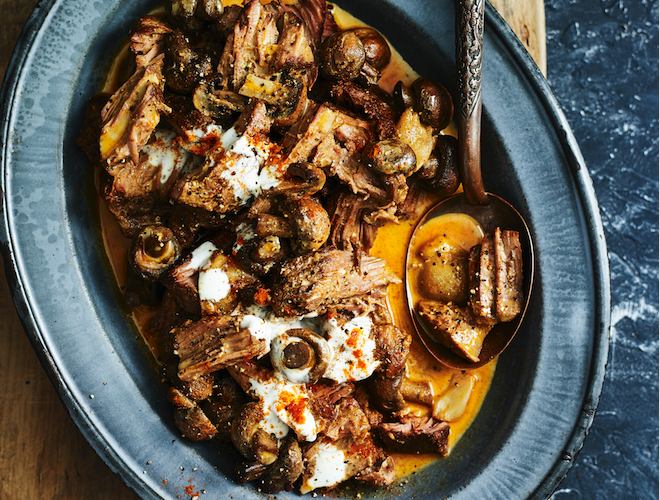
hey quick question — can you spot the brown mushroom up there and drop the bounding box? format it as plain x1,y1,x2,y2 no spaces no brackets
370,371,405,414
363,138,417,177
270,328,332,384
173,406,218,441
319,31,366,81
281,196,331,254
192,74,247,117
165,29,213,93
235,460,269,484
168,0,197,23
270,162,327,197
129,225,181,281
259,435,304,493
348,27,391,70
392,80,414,114
197,0,223,20
231,402,279,465
237,73,306,123
369,370,433,414
414,134,460,197
411,77,454,133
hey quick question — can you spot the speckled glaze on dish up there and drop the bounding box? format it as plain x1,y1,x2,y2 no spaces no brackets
0,0,610,498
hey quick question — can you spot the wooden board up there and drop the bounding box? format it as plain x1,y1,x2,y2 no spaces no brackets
0,1,545,498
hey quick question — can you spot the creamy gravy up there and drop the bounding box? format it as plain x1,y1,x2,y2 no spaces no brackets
97,0,496,482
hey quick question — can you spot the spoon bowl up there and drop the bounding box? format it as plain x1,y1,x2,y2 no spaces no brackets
405,191,534,369
404,0,535,369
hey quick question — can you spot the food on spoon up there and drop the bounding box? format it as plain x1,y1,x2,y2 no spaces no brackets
78,0,508,494
416,227,524,362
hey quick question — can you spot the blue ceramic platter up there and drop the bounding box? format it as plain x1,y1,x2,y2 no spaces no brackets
0,0,610,498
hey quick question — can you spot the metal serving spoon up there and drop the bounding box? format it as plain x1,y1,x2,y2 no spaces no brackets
405,0,535,370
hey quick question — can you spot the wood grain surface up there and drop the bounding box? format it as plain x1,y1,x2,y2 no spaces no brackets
0,1,545,499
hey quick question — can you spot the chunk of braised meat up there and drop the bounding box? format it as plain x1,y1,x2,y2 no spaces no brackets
232,97,273,136
173,372,214,402
468,234,496,324
101,164,175,238
164,248,203,315
300,433,389,494
216,0,280,91
418,299,492,363
100,54,171,169
76,93,110,164
164,93,223,155
493,228,524,322
173,406,218,441
372,323,412,378
396,178,426,221
307,380,355,424
377,415,450,457
130,16,172,68
354,450,396,486
272,12,315,72
324,283,393,325
282,0,326,48
173,315,269,381
330,81,397,140
168,204,229,250
352,385,384,429
271,247,400,317
326,191,380,253
281,103,346,165
322,397,371,441
171,103,276,215
226,359,272,394
147,291,188,365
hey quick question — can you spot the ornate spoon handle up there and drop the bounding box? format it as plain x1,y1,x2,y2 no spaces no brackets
456,0,488,205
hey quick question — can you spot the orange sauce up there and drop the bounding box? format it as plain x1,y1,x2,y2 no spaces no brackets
97,1,496,481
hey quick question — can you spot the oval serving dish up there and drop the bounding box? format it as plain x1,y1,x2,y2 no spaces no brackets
0,0,610,498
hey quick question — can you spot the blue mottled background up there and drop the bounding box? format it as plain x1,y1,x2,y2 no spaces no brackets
544,0,659,498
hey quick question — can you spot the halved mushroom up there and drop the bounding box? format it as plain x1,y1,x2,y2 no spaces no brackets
173,406,218,441
129,225,181,281
269,162,326,197
193,74,247,118
270,328,331,384
237,73,306,123
319,31,366,81
231,401,280,465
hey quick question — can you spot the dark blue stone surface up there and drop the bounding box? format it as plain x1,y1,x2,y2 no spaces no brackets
544,1,659,498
